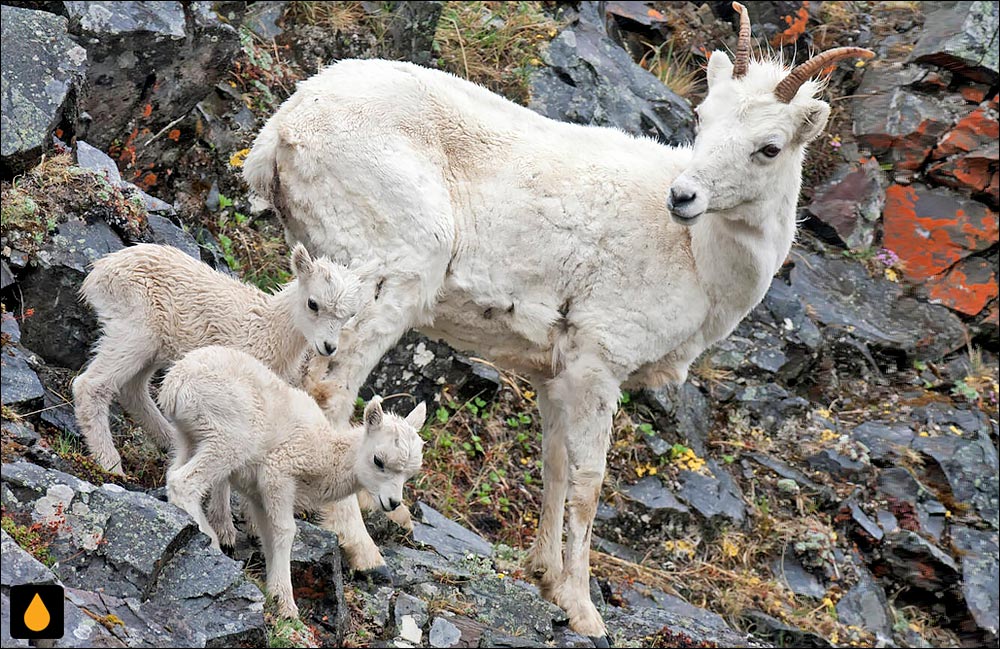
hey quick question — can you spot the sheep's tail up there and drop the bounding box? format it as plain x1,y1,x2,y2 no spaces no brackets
243,118,282,214
156,361,194,426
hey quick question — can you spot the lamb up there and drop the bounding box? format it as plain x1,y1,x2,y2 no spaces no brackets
159,345,425,619
242,3,872,643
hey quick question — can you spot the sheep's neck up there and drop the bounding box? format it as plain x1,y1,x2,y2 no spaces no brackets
253,281,307,379
690,166,799,328
313,427,365,502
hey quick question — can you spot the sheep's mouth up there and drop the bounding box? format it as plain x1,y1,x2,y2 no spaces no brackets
378,496,393,512
670,211,702,225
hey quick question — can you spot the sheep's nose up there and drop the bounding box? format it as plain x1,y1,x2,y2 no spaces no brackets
388,498,400,511
324,341,337,356
668,187,697,209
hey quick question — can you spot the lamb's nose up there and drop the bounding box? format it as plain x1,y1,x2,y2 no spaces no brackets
388,498,400,511
669,187,697,208
324,341,337,356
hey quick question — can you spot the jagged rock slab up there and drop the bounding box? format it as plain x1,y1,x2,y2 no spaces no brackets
0,343,45,407
0,5,87,173
790,252,967,361
910,0,999,84
413,501,494,561
530,2,694,145
951,526,999,636
807,160,885,249
17,219,124,369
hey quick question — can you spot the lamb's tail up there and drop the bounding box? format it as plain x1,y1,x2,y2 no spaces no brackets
156,360,196,426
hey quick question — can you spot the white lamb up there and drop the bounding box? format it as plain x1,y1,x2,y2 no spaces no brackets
242,2,872,642
159,345,425,619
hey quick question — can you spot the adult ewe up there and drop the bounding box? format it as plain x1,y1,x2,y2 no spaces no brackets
243,3,872,643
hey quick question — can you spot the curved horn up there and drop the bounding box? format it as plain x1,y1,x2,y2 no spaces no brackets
774,47,875,103
732,2,751,79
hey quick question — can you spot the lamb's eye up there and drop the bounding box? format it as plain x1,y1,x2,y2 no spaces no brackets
760,144,781,158
307,298,319,312
374,456,384,470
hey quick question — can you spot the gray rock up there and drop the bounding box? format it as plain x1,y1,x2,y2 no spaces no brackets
848,501,884,542
606,595,763,648
0,344,45,407
289,520,348,643
1,420,40,447
413,501,494,561
836,568,893,641
394,592,429,631
763,279,822,351
734,382,809,429
882,530,960,592
75,140,122,185
242,1,287,40
622,476,690,516
1,591,30,648
147,214,200,260
741,609,830,648
851,421,915,462
17,219,124,369
355,586,393,631
1,261,14,291
791,252,968,361
529,2,694,145
65,1,240,167
382,545,474,588
1,529,59,588
641,383,712,455
951,526,999,636
772,548,826,598
910,0,999,84
382,1,443,68
806,448,870,479
913,432,999,530
807,161,885,250
429,616,463,648
676,460,746,525
40,386,80,438
0,5,87,173
462,575,566,641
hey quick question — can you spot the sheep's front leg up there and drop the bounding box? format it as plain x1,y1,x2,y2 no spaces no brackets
526,384,569,598
262,474,299,619
546,356,618,646
318,497,392,581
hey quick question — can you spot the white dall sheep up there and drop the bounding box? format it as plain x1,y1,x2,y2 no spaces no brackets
159,345,425,618
242,3,872,643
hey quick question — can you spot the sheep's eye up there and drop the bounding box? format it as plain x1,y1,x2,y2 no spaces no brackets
760,144,781,158
374,456,384,470
307,298,319,312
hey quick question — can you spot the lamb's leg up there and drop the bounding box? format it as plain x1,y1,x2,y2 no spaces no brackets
166,458,221,549
261,473,299,619
73,328,159,474
546,355,618,645
356,490,413,532
206,482,239,549
118,364,175,451
526,384,569,599
318,497,392,581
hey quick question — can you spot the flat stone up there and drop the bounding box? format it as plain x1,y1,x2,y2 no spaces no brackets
429,616,462,648
623,476,690,515
836,568,893,641
676,460,746,525
851,421,915,462
394,592,429,631
413,501,494,561
807,160,884,249
0,5,87,173
75,140,123,185
772,548,825,598
0,344,45,407
147,214,200,260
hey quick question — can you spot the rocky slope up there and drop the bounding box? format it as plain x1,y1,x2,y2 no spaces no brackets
2,2,998,648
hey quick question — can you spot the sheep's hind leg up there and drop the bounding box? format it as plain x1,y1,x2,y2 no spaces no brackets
118,364,175,451
526,383,569,600
206,483,239,549
546,354,618,646
73,326,159,474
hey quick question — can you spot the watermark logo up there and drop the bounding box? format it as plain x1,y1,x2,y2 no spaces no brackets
9,584,64,639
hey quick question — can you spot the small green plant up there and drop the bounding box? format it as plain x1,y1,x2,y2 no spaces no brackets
638,422,655,436
1,514,55,567
951,378,980,404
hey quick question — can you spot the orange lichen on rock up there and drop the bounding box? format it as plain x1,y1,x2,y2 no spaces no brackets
167,129,181,142
770,2,810,47
934,107,1000,158
927,257,999,315
882,184,999,281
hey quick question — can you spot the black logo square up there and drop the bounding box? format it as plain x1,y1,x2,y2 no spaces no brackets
8,584,64,639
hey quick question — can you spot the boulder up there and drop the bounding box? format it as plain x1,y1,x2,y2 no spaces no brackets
0,462,267,647
529,2,694,146
790,252,968,361
909,0,999,85
0,5,87,173
17,219,124,370
64,1,240,187
951,526,999,637
412,501,494,562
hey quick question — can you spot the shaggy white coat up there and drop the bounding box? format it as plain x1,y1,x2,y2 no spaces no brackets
244,49,833,638
159,345,425,618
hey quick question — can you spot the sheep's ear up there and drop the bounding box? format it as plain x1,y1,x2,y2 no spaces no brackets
794,99,831,143
364,396,384,430
706,50,734,88
291,244,314,278
404,402,427,430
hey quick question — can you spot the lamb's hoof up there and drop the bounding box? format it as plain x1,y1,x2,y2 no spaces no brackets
358,565,394,585
588,635,611,648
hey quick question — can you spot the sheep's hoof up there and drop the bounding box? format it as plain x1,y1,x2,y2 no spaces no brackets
588,635,611,648
358,565,394,586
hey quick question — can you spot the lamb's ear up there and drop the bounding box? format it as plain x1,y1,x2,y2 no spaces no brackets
706,50,734,88
794,99,831,144
364,396,384,430
404,402,427,430
291,243,314,278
